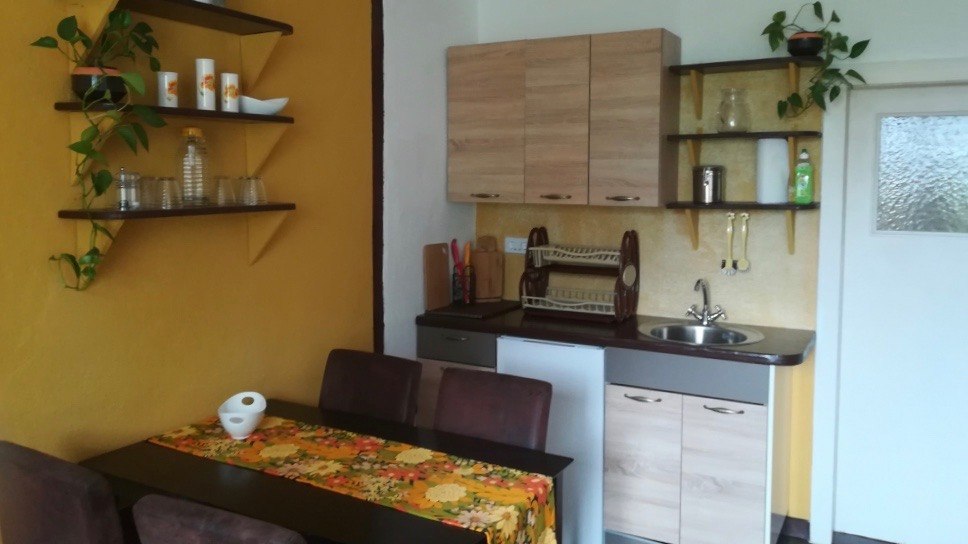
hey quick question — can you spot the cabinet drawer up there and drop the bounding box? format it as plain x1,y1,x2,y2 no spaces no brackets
416,326,496,367
605,384,681,544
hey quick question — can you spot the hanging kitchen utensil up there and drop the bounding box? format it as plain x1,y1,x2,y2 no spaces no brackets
737,212,751,272
721,212,736,275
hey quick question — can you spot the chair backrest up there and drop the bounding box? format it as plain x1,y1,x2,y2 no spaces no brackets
319,349,423,424
133,494,306,544
0,440,124,544
434,368,552,451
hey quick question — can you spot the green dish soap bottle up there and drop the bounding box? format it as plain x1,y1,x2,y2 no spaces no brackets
793,148,814,204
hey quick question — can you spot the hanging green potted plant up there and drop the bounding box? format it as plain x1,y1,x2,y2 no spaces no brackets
761,2,871,117
32,9,166,290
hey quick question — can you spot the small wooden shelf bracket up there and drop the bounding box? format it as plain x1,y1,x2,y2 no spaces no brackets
785,210,797,255
247,210,291,264
245,124,290,176
75,219,124,256
787,61,800,95
684,209,700,250
240,31,283,88
688,69,703,119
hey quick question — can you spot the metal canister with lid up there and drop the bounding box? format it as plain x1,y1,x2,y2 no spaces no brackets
692,165,725,204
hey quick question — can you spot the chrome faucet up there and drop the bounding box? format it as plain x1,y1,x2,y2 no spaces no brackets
686,279,726,326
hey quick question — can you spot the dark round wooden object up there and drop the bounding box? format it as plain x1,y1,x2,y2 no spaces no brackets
787,32,824,56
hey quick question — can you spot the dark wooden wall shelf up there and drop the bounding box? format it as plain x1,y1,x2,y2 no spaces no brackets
667,201,819,211
58,203,296,220
117,0,293,36
668,130,821,142
669,56,822,76
54,103,294,125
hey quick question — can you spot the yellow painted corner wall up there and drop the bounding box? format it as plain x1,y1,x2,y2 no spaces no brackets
0,0,371,472
477,67,818,518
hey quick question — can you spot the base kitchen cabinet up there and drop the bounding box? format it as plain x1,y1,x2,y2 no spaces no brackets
605,348,791,544
605,385,682,544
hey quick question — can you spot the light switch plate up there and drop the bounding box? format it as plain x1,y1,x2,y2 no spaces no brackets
504,237,528,254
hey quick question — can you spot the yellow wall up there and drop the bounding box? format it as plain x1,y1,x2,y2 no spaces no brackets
0,0,372,466
477,67,819,518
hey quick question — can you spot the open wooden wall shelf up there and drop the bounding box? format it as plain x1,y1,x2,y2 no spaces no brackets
58,202,295,220
54,103,294,124
116,0,293,35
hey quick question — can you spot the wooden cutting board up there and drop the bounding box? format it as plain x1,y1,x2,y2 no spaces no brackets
473,236,504,302
423,243,451,311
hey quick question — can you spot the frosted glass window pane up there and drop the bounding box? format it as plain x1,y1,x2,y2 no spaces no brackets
877,115,968,233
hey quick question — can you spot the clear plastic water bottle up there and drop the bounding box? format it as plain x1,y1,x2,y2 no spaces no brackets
179,127,209,205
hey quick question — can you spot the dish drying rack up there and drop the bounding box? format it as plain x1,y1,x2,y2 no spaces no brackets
519,227,639,322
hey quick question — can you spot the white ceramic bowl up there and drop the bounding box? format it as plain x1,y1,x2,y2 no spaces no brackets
240,96,289,116
218,391,266,440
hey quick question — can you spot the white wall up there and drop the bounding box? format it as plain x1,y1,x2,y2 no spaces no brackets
382,0,477,358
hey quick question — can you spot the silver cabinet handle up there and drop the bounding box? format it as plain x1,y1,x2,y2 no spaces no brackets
444,336,469,342
703,405,745,415
470,193,500,199
539,194,572,200
624,393,662,403
606,195,641,202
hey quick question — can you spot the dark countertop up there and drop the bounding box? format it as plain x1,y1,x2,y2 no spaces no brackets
416,309,815,366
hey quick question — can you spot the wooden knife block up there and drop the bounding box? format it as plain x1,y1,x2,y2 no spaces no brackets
472,249,504,302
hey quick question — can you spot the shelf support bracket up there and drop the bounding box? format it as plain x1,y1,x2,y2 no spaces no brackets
688,69,703,119
240,32,283,88
75,219,124,256
785,210,796,254
245,124,290,176
787,61,801,96
686,132,703,167
684,209,700,251
247,210,290,264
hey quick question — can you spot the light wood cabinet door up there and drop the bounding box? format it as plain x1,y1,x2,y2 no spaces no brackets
589,29,679,206
414,358,495,429
680,396,767,544
524,35,590,205
604,384,682,544
447,41,525,203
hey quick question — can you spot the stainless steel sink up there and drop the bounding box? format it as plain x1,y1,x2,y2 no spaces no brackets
641,323,765,346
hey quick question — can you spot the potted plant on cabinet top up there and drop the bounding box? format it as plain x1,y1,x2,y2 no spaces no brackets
32,9,166,290
761,1,870,117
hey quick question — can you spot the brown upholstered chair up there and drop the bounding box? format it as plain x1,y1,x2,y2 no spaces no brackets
434,368,553,451
133,494,306,544
0,440,124,544
318,349,423,424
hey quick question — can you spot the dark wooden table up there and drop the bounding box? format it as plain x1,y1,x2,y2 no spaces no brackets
81,400,573,544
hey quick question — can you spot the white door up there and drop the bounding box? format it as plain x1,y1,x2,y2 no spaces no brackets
497,336,605,544
837,85,968,543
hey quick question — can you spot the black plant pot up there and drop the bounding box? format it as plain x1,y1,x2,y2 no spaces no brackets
71,69,128,104
787,32,824,56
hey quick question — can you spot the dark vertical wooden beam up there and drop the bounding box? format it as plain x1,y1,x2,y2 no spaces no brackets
371,0,385,354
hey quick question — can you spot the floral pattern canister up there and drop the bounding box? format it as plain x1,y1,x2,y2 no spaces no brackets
221,72,239,113
156,71,178,108
149,416,557,544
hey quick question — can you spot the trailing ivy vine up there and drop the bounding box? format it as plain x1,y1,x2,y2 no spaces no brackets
32,9,166,290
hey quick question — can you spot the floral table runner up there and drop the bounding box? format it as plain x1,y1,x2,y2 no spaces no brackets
149,416,557,544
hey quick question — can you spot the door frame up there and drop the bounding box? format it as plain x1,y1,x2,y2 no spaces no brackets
811,58,968,543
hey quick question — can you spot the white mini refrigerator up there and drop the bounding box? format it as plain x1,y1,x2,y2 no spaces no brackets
496,336,604,544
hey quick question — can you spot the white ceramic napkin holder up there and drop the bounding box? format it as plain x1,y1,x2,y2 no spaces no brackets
218,391,266,440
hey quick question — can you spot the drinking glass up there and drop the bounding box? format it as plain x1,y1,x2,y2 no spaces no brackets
158,177,182,209
238,176,267,205
139,177,159,208
215,176,236,205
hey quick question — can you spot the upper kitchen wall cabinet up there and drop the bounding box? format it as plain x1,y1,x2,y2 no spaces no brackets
447,29,680,208
589,29,680,207
447,41,526,203
525,35,590,205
